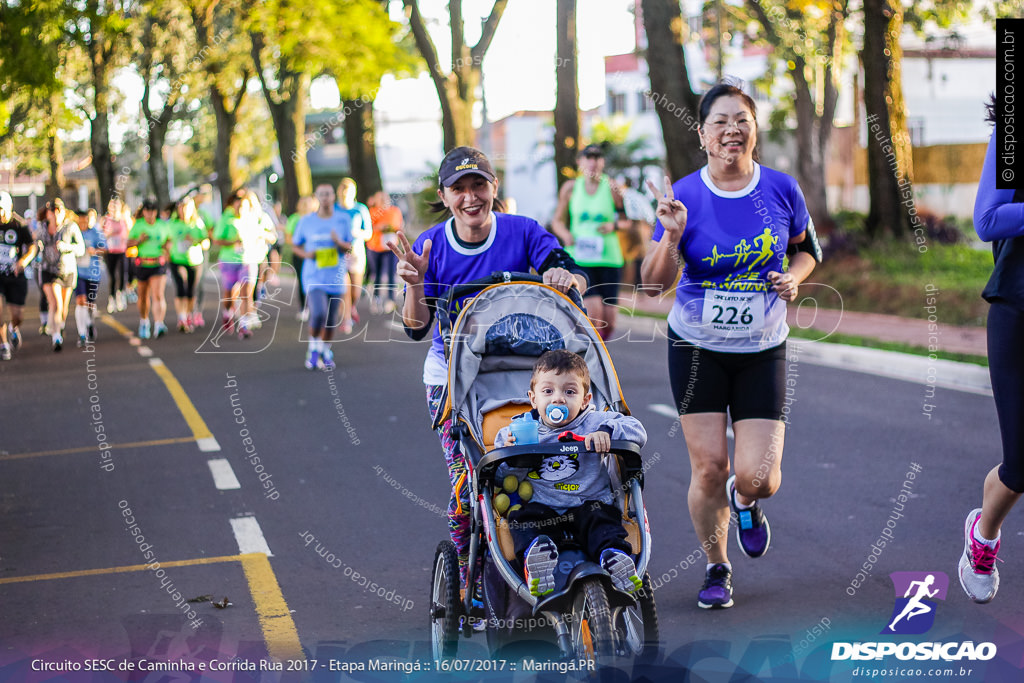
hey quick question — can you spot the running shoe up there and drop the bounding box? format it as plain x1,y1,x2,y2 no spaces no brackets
126,288,138,304
116,291,127,311
154,322,168,338
87,324,95,343
52,334,63,352
369,297,382,315
77,335,87,347
351,308,360,325
138,319,151,339
320,348,336,371
959,508,1000,603
0,344,11,361
191,312,205,328
237,324,252,339
107,298,116,314
39,323,46,336
304,348,321,370
178,320,188,333
383,300,396,314
220,314,233,334
524,535,559,597
9,324,20,350
727,474,771,558
341,320,354,334
698,563,734,609
600,548,642,594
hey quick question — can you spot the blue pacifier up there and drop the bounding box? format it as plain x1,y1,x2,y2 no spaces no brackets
546,404,568,423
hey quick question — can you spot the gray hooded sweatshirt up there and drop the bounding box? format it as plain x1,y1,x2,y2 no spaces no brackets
494,405,648,511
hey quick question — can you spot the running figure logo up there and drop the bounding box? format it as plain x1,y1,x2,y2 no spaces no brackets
882,571,949,635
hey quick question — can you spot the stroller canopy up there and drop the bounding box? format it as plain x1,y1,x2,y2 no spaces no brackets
440,281,629,456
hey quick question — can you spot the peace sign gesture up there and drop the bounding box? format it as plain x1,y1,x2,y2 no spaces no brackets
647,175,687,240
387,231,432,286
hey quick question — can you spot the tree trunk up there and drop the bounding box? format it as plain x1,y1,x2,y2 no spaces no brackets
403,0,507,151
210,85,239,206
45,90,65,200
89,51,115,211
343,98,383,202
554,0,579,190
146,122,170,206
640,0,705,181
861,0,913,239
791,60,832,229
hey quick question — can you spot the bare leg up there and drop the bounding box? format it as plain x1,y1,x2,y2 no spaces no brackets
732,419,786,504
979,465,1022,540
681,412,731,564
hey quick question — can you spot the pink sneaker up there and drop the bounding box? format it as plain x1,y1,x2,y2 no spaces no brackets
958,509,1000,603
192,312,205,328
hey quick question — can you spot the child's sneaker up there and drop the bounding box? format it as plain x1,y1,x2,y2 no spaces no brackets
304,348,321,370
727,474,771,558
958,508,1000,603
600,548,642,593
698,563,734,609
138,320,151,339
524,535,559,597
320,348,336,371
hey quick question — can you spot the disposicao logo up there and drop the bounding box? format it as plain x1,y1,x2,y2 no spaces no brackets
831,571,997,663
883,571,947,635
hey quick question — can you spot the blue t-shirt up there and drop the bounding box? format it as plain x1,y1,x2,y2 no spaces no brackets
77,226,106,280
338,202,373,244
975,132,1024,308
292,211,354,294
411,212,563,384
653,163,811,352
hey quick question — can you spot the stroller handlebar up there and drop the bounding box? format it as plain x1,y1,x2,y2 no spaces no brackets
438,271,587,356
477,440,645,486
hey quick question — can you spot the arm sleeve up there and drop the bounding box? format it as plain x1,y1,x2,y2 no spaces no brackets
788,179,812,241
597,413,648,448
974,133,1024,241
291,218,306,249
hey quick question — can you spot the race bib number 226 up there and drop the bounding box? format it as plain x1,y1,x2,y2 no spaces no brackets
701,289,764,336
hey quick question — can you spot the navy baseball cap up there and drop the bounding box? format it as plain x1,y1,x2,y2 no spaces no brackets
579,144,605,158
438,147,496,187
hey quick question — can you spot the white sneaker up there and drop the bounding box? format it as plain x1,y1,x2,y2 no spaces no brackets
958,508,1000,603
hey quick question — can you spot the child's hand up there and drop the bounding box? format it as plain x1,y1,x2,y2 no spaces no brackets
504,433,517,447
584,431,610,452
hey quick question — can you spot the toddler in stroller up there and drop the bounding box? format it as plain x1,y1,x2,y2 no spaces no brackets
494,349,647,598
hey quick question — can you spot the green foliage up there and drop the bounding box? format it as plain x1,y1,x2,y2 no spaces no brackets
587,118,663,177
245,0,411,99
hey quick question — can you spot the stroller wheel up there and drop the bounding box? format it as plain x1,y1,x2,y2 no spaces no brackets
570,578,615,667
620,572,660,663
430,540,461,659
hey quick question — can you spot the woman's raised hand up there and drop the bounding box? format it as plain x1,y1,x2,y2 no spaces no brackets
388,231,431,286
647,175,687,239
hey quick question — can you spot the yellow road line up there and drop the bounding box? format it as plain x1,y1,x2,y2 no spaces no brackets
101,314,133,337
0,552,304,662
0,436,197,462
240,553,305,661
0,554,244,585
148,358,220,452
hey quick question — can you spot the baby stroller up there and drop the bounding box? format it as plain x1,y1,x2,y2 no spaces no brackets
428,272,658,667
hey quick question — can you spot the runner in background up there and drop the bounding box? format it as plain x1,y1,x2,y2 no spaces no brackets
212,191,247,335
336,178,372,334
101,198,130,313
366,191,402,314
127,199,171,339
285,195,318,320
0,191,37,360
292,183,352,371
73,208,105,346
551,144,630,340
167,197,208,333
38,199,85,351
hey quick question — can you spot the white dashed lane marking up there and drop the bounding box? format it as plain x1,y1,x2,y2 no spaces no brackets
230,516,274,556
208,458,241,490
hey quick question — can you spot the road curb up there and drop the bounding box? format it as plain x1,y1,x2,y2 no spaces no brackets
618,315,992,396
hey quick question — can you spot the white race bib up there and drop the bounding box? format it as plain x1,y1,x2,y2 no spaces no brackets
701,289,765,336
575,236,603,261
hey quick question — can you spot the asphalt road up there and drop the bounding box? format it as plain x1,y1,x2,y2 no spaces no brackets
0,276,1021,683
